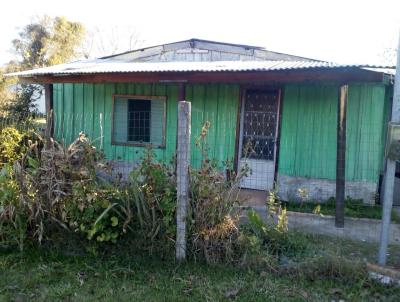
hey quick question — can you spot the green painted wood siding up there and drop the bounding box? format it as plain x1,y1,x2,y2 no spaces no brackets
186,84,239,169
52,83,239,168
278,83,390,182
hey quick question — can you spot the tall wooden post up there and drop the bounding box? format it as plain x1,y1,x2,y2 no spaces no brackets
44,84,54,138
176,84,191,261
336,84,348,228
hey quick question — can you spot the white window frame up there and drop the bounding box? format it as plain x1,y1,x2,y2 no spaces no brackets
111,94,167,148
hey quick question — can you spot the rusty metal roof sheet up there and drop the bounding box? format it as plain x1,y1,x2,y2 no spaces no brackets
7,60,395,77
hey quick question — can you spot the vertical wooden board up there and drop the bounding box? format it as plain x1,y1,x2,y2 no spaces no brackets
222,84,239,168
144,83,162,161
134,83,144,96
380,86,393,170
293,86,307,176
63,83,74,145
278,85,297,176
311,86,323,177
127,83,136,95
166,84,178,163
186,84,196,167
52,84,62,140
346,84,386,182
93,84,105,151
153,83,168,162
190,84,206,168
359,86,371,180
115,83,128,162
303,86,316,175
83,84,94,140
103,83,115,160
216,84,229,166
369,86,386,179
278,84,337,180
74,83,84,137
204,84,219,160
346,85,362,180
143,83,152,95
324,86,339,178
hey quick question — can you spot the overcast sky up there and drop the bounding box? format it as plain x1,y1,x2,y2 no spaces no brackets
0,0,399,66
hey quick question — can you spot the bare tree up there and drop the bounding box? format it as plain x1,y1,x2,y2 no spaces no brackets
82,25,144,59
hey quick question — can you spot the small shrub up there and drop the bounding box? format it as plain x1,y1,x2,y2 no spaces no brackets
128,148,177,253
244,191,307,258
0,127,24,166
0,132,131,250
188,122,248,263
0,164,27,250
65,182,130,243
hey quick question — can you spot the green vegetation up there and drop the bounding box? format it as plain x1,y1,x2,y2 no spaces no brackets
283,198,400,223
1,125,399,301
1,235,399,302
3,16,86,119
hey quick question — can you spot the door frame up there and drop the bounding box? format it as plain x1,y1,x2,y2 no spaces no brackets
235,86,283,189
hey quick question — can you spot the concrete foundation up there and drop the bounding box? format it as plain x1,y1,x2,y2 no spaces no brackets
277,174,378,204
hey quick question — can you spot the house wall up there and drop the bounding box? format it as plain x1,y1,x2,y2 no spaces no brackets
277,83,391,203
52,81,390,203
52,83,239,172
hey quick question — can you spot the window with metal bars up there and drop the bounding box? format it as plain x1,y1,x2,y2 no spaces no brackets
112,95,166,147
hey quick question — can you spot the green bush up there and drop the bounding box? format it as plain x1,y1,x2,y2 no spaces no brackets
0,132,131,250
0,164,27,250
0,124,306,269
65,182,130,244
0,127,24,166
128,148,176,253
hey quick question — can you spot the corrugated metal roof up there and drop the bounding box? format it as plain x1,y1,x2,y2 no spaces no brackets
7,60,395,77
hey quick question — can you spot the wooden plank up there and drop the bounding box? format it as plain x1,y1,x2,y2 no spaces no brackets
44,84,53,138
74,83,84,137
25,69,385,84
176,100,191,261
63,83,74,144
336,84,348,228
103,83,114,160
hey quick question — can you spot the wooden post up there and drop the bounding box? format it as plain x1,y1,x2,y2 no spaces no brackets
336,84,348,228
379,32,400,265
176,85,191,261
44,84,53,138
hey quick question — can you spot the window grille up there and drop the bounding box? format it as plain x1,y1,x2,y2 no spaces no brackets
112,95,166,147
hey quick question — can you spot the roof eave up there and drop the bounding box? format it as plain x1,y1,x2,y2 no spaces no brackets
16,68,386,85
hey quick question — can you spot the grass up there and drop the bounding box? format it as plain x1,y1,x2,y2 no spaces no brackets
33,117,46,130
283,198,400,223
1,234,400,301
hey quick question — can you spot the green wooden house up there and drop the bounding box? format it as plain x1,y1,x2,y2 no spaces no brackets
11,39,395,204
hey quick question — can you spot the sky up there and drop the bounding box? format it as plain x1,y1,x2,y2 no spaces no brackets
0,0,400,66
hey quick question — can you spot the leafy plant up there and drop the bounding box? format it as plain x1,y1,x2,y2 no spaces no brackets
128,148,177,252
189,121,249,263
244,191,306,258
65,182,131,244
0,127,24,166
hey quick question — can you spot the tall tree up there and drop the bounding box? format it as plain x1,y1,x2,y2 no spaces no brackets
7,16,86,119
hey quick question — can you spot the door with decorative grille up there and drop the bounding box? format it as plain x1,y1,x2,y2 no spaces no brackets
238,89,280,190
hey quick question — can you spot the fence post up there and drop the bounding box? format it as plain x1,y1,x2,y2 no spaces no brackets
44,84,53,139
336,84,348,228
176,99,191,261
378,32,400,265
